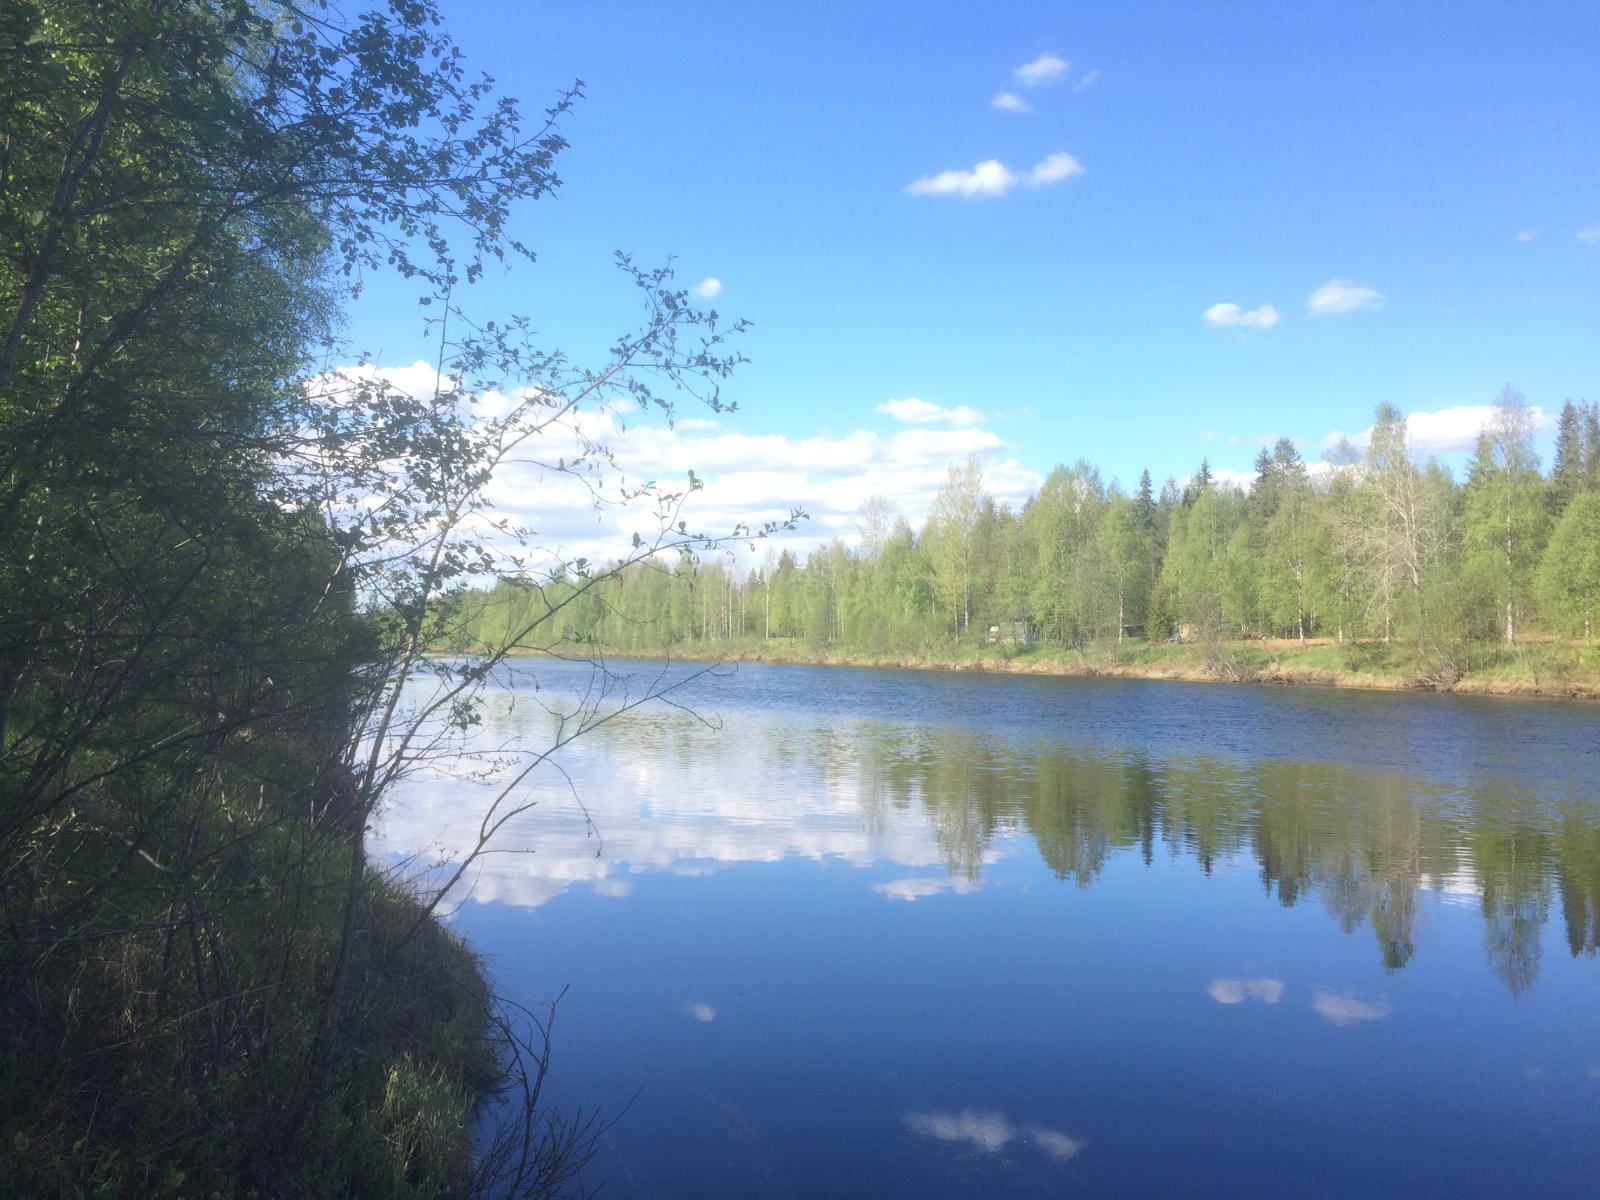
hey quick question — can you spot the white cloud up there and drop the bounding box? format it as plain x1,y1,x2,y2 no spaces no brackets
1027,152,1085,186
1578,224,1600,245
990,91,1033,114
1322,403,1556,457
876,396,987,428
1207,977,1285,1005
324,366,1044,570
1208,466,1256,491
1514,229,1539,243
1201,302,1280,330
905,152,1083,199
690,277,723,300
1071,68,1101,92
1013,52,1069,88
1307,279,1384,316
906,159,1016,199
684,1002,716,1022
1312,988,1390,1027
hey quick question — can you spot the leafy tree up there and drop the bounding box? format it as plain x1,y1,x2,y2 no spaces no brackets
1583,401,1600,491
1099,490,1152,641
1461,387,1547,645
1538,492,1600,641
1356,403,1447,646
1261,448,1320,643
0,3,803,1192
927,457,986,634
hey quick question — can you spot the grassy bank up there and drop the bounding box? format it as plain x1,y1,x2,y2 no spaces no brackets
1,852,500,1199
551,637,1600,700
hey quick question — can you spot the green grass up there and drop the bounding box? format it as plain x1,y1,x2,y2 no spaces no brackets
0,848,500,1200
525,634,1600,697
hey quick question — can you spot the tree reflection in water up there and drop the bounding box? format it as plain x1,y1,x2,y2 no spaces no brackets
378,692,1600,998
835,723,1597,994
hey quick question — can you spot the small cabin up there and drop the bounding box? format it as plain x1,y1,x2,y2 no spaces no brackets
987,620,1036,645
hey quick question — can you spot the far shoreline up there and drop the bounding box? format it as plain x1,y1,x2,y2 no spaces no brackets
482,639,1600,703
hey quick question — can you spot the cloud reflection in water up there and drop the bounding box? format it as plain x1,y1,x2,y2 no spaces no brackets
1207,977,1285,1005
368,664,1600,994
1312,988,1391,1027
904,1109,1084,1162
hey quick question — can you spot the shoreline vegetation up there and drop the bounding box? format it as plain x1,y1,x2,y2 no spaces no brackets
500,638,1600,701
449,395,1600,708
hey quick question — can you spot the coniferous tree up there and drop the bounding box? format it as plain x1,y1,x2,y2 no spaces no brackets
1550,400,1585,511
1135,468,1157,530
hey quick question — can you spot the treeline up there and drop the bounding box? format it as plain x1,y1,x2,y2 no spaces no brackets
459,392,1600,660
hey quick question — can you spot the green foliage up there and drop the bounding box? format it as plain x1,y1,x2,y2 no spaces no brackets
1538,492,1600,640
449,395,1599,672
3,2,749,1194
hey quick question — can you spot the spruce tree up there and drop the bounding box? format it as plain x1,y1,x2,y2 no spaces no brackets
1550,400,1584,510
1136,468,1157,530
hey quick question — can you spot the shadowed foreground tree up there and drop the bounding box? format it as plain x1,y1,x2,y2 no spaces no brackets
1,2,800,1194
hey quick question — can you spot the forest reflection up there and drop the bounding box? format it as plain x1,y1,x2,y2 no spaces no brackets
383,693,1600,998
797,720,1600,996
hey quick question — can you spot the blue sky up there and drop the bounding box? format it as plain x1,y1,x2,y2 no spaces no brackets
343,0,1599,556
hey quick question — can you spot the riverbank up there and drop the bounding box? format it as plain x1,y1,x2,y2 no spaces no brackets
548,638,1600,700
0,851,500,1199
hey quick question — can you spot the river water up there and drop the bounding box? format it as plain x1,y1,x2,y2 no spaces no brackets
372,658,1600,1197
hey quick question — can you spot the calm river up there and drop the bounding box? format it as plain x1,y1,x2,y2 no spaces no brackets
372,659,1600,1197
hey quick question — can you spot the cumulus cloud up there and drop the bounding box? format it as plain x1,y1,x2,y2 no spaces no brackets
327,361,1043,573
991,90,1032,113
1071,68,1101,92
684,1002,716,1022
1307,279,1384,316
1514,229,1539,243
1207,977,1285,1005
1201,302,1280,330
905,152,1083,199
1027,152,1085,186
1208,466,1257,492
876,396,987,428
690,277,723,300
904,1110,1084,1162
1578,224,1600,245
1312,988,1390,1027
906,159,1015,199
1013,52,1070,87
1322,403,1555,457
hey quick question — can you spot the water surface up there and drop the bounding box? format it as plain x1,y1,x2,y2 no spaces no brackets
374,660,1600,1197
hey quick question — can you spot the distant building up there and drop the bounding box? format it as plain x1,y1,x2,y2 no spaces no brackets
987,620,1036,645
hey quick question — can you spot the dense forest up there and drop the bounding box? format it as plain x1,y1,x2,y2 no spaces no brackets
455,393,1600,677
